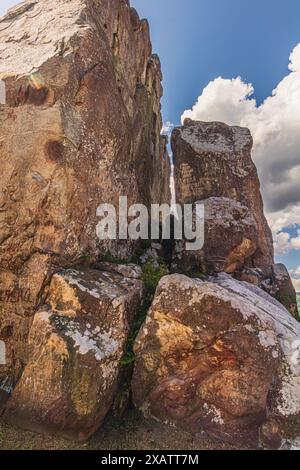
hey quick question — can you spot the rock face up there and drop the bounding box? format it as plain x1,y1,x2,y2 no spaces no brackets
172,120,297,316
272,264,299,319
172,120,273,269
132,274,300,448
173,197,259,275
0,0,170,392
0,0,298,451
4,265,143,441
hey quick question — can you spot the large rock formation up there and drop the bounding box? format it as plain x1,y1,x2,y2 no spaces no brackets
172,120,298,317
4,265,144,440
0,0,170,395
132,274,300,449
172,120,273,268
0,0,299,451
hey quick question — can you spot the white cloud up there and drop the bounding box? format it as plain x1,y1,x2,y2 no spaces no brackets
275,230,300,255
295,266,300,276
274,231,292,255
182,43,300,250
291,277,300,293
182,77,256,126
290,263,300,292
161,121,174,136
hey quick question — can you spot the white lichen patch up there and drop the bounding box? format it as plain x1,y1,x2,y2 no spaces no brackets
62,271,102,299
62,269,125,300
0,0,91,77
258,330,278,350
54,317,120,362
203,402,224,425
180,123,251,155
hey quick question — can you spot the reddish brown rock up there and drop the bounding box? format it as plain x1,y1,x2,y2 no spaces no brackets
0,0,169,393
172,197,259,275
171,120,298,317
132,274,300,448
172,120,274,269
4,265,144,441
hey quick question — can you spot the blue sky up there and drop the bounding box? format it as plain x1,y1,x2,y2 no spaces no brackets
1,0,300,283
131,0,300,124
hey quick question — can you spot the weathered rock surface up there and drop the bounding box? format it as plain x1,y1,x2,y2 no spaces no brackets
272,264,298,318
0,0,169,392
132,274,300,448
236,263,298,319
172,197,259,275
4,265,143,440
172,120,274,269
172,120,298,317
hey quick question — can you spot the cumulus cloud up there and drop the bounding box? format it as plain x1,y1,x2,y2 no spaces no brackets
291,277,300,293
182,44,300,246
274,230,300,255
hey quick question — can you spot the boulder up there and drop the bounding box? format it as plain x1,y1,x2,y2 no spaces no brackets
172,120,274,269
271,264,298,319
172,197,259,275
236,263,298,319
132,273,300,448
4,265,144,441
0,0,169,391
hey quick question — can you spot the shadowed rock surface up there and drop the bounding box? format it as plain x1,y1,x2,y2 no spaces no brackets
132,274,300,448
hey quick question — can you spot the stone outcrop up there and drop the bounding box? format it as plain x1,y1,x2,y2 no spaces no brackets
0,0,170,394
132,274,300,448
236,264,299,319
0,0,299,451
172,197,259,275
172,120,273,268
4,265,143,440
172,120,298,317
272,264,299,318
